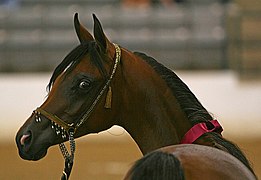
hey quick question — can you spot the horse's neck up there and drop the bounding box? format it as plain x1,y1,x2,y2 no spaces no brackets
117,50,191,154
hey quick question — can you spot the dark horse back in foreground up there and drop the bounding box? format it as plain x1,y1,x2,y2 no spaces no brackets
16,14,256,179
124,144,255,180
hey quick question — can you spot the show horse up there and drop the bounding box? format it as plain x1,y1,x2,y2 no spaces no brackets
16,14,256,179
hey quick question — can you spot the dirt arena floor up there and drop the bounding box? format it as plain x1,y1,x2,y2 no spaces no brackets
0,134,260,180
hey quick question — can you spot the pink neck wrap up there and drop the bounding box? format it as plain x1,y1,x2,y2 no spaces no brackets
180,120,223,144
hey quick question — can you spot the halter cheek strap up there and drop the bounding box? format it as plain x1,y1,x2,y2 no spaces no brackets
34,43,121,134
33,43,121,180
180,120,223,144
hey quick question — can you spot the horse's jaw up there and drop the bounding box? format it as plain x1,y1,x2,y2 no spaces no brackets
19,148,48,161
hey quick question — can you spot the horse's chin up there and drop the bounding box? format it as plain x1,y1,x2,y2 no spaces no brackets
19,148,48,161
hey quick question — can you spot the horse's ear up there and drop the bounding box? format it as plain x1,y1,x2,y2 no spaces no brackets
93,14,111,53
74,13,94,43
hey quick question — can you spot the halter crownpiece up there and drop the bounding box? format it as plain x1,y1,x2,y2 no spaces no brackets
32,43,121,180
104,44,121,109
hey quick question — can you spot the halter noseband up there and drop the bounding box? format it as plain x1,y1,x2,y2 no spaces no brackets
32,43,121,180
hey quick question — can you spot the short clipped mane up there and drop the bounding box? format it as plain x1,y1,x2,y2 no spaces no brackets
47,42,107,91
134,52,212,125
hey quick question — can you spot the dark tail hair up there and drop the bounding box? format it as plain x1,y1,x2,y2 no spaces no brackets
127,151,185,180
209,132,256,177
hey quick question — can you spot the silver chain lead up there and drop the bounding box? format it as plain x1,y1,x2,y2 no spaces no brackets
59,130,75,180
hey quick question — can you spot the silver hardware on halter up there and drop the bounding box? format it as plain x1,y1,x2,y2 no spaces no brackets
31,43,121,180
34,110,42,123
51,121,67,139
35,116,42,123
33,110,67,139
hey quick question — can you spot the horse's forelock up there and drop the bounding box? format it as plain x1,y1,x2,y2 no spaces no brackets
47,42,108,92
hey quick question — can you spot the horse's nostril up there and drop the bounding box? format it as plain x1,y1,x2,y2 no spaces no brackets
20,131,32,146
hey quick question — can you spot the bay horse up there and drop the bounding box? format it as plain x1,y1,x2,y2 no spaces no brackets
124,144,255,180
16,14,256,179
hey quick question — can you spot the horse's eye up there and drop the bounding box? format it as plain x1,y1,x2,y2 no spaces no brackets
79,80,90,89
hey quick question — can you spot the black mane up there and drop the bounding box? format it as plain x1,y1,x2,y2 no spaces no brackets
46,43,254,175
134,51,255,175
47,41,107,91
129,151,185,180
134,52,212,125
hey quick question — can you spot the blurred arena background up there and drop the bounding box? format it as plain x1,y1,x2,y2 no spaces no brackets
0,0,260,179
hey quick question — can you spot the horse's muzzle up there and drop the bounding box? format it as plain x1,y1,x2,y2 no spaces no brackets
16,129,48,161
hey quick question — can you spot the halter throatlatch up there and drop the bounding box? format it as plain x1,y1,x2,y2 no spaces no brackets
33,43,121,180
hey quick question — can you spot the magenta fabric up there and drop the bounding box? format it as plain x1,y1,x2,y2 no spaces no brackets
180,120,223,144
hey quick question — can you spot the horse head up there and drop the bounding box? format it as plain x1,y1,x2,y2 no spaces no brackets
16,14,121,161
